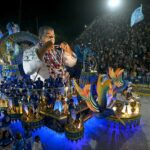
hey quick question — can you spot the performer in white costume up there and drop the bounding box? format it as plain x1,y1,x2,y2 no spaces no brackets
23,26,77,81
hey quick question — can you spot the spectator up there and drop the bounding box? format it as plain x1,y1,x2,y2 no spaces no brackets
32,135,43,150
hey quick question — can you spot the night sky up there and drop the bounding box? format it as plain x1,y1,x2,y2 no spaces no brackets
0,0,149,41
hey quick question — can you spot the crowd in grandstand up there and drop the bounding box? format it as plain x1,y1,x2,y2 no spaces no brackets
75,14,150,84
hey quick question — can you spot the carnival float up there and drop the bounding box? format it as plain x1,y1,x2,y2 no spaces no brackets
0,23,141,145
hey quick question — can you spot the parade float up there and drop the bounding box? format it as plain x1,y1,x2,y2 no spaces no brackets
0,26,141,142
74,67,141,129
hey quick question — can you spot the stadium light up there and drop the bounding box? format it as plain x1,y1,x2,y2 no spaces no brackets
108,0,121,8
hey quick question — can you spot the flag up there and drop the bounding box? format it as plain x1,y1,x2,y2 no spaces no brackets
131,4,144,27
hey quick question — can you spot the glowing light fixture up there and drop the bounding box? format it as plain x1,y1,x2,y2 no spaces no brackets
108,0,121,8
